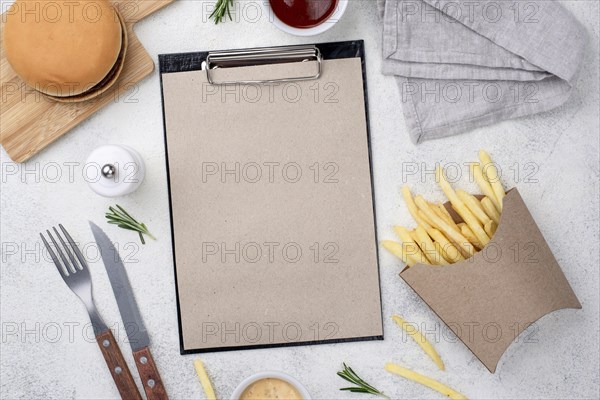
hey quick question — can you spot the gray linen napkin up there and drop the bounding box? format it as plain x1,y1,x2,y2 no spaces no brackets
379,0,588,143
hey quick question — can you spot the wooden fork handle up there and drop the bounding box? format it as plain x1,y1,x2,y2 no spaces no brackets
96,330,143,400
133,347,169,400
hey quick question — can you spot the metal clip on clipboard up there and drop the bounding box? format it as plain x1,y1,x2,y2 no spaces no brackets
205,45,322,85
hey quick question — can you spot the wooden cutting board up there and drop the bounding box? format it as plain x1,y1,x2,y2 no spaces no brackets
0,0,175,163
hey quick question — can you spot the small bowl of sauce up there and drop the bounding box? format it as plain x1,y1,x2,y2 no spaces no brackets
263,0,348,36
232,371,311,400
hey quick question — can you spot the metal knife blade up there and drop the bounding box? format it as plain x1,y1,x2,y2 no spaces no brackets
90,221,150,352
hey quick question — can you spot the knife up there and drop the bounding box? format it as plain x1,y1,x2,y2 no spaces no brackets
90,222,169,400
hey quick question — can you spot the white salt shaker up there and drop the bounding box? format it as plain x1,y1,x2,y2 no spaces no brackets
85,145,145,197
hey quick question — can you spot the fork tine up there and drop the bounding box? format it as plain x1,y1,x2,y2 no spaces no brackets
53,227,81,271
47,229,76,274
59,224,88,270
40,232,68,277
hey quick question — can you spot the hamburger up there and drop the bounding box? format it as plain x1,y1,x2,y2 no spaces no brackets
3,0,126,99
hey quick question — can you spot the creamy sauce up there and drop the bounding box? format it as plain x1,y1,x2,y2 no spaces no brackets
240,378,303,400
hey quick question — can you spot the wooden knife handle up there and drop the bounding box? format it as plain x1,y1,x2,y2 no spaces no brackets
133,347,169,400
96,330,143,400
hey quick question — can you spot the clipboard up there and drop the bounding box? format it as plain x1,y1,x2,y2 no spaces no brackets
159,41,383,354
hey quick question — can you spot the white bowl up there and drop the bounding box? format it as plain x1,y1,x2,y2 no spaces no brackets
231,371,311,400
262,0,348,36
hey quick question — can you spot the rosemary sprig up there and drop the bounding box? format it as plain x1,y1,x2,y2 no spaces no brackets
337,363,389,399
105,205,156,245
210,0,234,24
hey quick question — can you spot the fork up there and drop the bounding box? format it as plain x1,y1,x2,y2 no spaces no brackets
41,224,142,400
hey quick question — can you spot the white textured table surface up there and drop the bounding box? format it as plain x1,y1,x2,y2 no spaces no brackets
1,1,599,399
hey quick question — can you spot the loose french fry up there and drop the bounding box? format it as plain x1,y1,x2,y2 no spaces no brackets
382,240,419,267
456,189,490,225
479,150,505,211
392,315,445,370
484,220,497,237
480,197,500,224
402,186,432,230
395,226,429,264
414,226,448,265
437,167,490,247
415,196,475,257
427,229,465,263
459,223,482,250
385,363,468,400
194,358,217,400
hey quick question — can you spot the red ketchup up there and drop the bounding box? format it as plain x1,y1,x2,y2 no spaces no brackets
269,0,339,29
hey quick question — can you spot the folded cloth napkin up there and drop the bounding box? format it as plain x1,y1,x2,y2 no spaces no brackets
378,0,588,143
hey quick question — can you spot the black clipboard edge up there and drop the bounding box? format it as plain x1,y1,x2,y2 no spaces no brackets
178,334,383,356
158,40,384,355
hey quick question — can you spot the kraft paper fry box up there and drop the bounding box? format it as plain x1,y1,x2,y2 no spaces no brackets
400,188,581,373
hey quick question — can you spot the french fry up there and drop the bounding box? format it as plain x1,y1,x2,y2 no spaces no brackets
392,315,445,370
429,215,469,260
382,240,419,267
418,210,436,228
437,167,490,247
194,358,217,400
427,229,465,263
433,242,451,265
471,163,501,211
394,226,429,264
456,189,490,225
408,229,420,243
480,197,500,224
459,223,482,250
429,201,450,224
415,196,475,258
431,202,461,234
402,186,432,230
431,203,448,221
385,363,468,400
439,206,463,236
437,204,454,224
414,226,448,265
484,220,497,237
479,150,505,211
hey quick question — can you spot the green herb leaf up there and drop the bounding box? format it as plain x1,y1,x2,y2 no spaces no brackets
105,205,156,245
340,387,370,393
210,0,234,24
337,363,388,399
